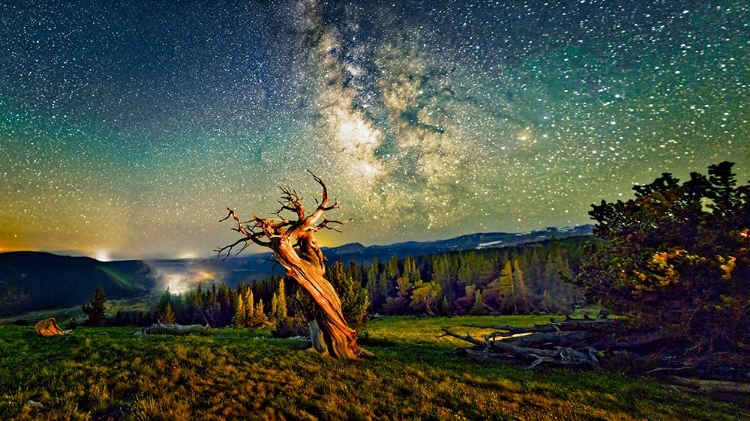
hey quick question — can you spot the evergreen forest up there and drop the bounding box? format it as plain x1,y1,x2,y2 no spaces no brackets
105,237,588,329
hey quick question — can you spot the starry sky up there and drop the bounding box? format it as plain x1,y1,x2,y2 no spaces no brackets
1,0,748,260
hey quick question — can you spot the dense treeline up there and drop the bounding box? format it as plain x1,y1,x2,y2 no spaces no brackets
99,237,587,328
363,237,587,316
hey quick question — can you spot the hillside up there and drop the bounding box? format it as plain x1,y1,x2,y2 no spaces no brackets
0,252,155,317
0,316,746,419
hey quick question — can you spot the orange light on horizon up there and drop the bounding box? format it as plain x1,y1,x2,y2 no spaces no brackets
95,250,111,262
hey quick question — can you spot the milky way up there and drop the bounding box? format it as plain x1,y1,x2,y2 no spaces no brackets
1,0,748,259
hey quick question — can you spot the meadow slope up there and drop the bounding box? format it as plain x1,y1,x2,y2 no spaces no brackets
1,315,747,420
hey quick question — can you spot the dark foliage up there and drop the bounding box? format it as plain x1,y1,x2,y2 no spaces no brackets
577,161,750,353
81,285,108,326
270,315,309,338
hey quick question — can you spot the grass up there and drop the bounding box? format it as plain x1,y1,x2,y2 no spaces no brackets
0,315,747,420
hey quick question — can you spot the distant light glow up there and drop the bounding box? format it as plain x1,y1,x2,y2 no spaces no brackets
163,274,190,295
95,250,111,262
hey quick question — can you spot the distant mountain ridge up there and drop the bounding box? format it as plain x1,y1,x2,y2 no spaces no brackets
0,251,155,318
0,225,594,319
321,225,594,264
167,224,595,285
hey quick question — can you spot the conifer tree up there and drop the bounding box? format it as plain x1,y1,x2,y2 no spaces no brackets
233,294,246,328
578,161,750,352
271,278,288,322
441,296,451,315
216,173,368,358
157,287,172,316
161,303,176,324
244,289,255,322
81,285,107,326
471,288,487,315
252,298,269,326
512,257,528,313
495,260,516,313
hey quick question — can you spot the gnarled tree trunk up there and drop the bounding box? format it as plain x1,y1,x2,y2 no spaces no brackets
216,171,366,359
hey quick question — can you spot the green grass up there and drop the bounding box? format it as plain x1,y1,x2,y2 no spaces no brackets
1,316,747,420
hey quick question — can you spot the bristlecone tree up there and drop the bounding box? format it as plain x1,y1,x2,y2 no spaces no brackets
216,171,369,359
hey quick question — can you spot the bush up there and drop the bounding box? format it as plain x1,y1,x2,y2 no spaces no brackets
270,316,309,339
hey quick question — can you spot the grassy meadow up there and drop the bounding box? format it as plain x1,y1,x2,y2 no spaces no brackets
1,315,748,420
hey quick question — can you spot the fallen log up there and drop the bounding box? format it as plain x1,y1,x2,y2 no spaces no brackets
137,323,211,336
665,376,750,394
464,317,620,335
35,318,66,336
444,316,750,395
440,327,602,369
485,330,599,349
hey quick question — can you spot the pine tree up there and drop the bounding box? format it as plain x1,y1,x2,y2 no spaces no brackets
161,303,176,324
81,285,107,326
512,257,528,313
270,278,288,323
233,294,246,328
366,258,387,312
244,289,255,321
270,292,278,322
494,260,516,313
471,289,487,315
157,288,172,316
195,282,203,306
441,296,451,315
252,298,269,326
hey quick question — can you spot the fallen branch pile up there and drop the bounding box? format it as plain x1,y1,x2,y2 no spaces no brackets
440,314,618,369
441,314,750,394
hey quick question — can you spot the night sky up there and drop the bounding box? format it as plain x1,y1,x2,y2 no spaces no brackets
1,0,748,260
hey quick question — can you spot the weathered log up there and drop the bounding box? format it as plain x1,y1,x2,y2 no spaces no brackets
447,317,749,386
439,328,486,346
486,330,600,349
665,376,750,394
441,327,601,369
466,317,619,334
35,318,65,337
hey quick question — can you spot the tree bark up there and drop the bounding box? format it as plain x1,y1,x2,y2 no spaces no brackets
271,234,361,359
308,320,328,355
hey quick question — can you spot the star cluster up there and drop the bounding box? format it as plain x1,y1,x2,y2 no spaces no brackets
1,0,748,259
